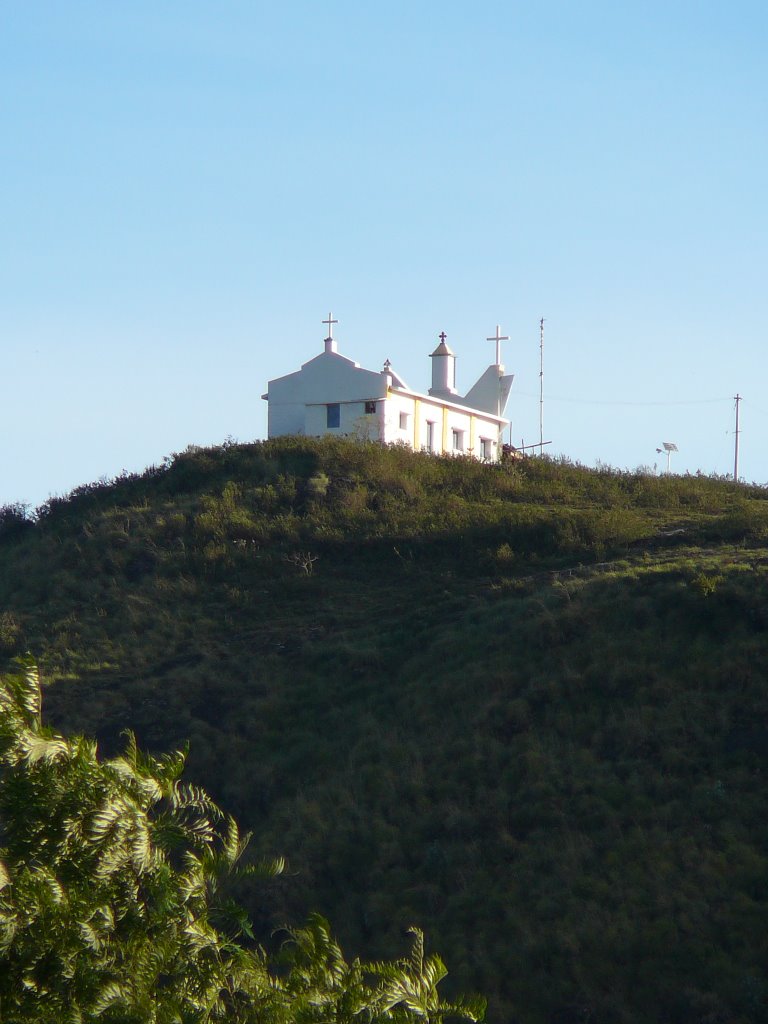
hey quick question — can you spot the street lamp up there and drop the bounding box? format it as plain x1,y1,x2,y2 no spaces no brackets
655,442,678,474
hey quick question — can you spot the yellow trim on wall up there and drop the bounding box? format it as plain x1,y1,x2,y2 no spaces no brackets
442,406,448,453
469,415,476,455
413,399,420,449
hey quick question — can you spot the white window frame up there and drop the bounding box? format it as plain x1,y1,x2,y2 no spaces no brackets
425,421,436,452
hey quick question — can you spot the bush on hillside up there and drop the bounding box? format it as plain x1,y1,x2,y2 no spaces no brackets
0,504,33,543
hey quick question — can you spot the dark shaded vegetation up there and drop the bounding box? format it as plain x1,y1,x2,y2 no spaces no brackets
0,661,483,1024
2,437,768,1022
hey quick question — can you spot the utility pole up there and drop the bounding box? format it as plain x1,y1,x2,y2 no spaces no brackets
539,317,545,455
734,393,741,482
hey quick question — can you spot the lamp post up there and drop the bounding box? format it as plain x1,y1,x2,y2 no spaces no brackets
655,442,678,474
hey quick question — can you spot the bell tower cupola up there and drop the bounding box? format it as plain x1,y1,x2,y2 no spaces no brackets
428,332,458,397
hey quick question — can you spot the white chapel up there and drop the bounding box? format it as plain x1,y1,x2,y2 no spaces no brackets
262,316,514,462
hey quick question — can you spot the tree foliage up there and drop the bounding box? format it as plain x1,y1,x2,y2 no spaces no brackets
0,659,484,1024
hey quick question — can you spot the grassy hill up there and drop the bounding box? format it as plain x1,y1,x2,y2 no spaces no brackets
2,437,768,1023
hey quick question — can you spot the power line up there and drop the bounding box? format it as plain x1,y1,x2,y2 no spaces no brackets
743,400,768,419
512,392,731,408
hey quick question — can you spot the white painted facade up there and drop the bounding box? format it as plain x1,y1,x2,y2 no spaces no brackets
262,325,514,462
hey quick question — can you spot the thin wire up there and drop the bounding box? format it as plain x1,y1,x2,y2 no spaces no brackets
744,400,768,419
513,391,731,408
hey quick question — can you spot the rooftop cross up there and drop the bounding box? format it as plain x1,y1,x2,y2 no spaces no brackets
323,312,338,340
486,324,509,365
438,331,447,344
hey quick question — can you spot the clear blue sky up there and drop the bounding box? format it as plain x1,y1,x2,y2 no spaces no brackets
2,1,767,508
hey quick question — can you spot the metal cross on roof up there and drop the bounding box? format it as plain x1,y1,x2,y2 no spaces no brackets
323,312,338,340
438,331,447,343
486,324,509,365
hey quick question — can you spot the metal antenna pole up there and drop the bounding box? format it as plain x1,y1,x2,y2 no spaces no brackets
734,393,741,481
539,318,545,455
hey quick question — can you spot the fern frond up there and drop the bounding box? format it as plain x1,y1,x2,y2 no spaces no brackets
170,782,223,820
23,734,69,765
30,866,65,905
438,993,488,1021
222,815,248,866
107,757,163,804
21,659,42,720
151,745,189,785
78,920,103,952
65,1003,84,1024
420,953,448,991
129,821,154,873
89,799,125,843
92,980,129,1014
237,855,286,881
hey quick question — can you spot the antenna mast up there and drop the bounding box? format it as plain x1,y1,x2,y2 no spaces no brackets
539,317,545,455
734,393,741,482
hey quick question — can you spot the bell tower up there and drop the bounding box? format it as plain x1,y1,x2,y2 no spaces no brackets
428,332,458,397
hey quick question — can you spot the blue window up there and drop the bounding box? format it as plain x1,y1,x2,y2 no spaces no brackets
326,404,340,428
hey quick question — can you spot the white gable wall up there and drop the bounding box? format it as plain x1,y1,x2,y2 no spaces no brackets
266,351,387,438
305,400,386,439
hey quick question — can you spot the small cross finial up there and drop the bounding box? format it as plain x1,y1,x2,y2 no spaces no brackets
486,324,509,365
383,358,391,371
322,312,338,340
438,331,447,343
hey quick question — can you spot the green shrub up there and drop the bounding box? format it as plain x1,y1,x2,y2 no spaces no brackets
691,572,725,597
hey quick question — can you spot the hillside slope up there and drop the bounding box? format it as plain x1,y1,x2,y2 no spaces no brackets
2,438,768,1023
